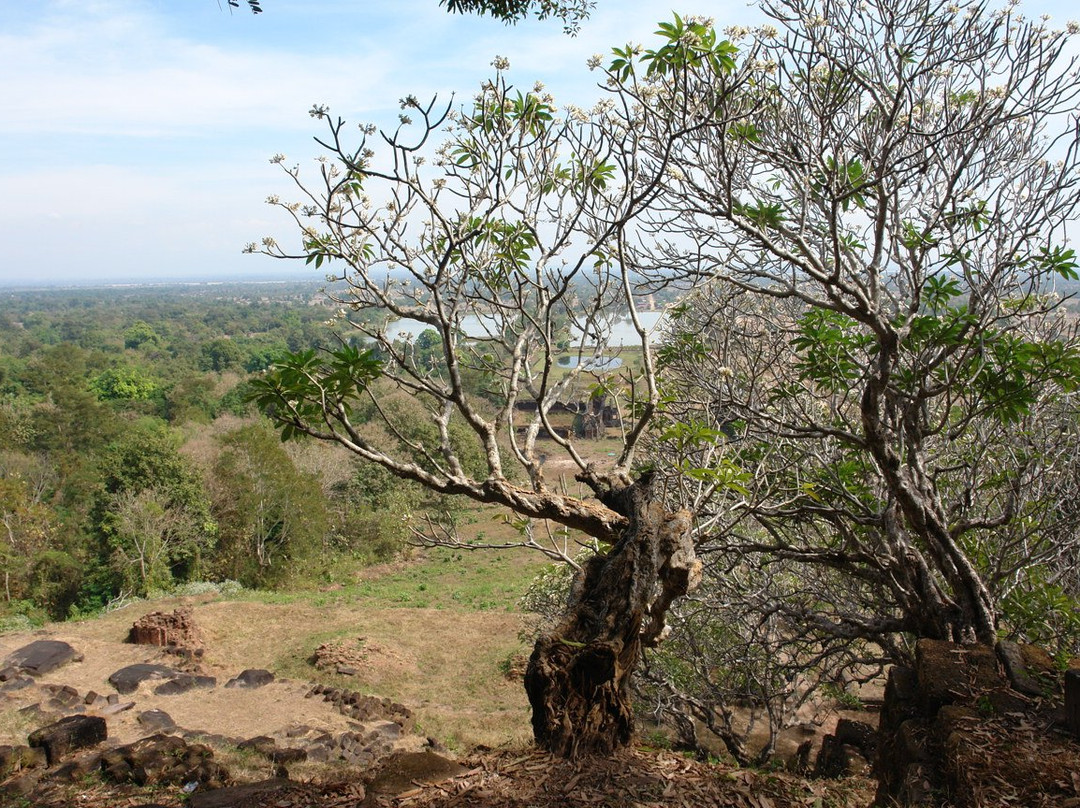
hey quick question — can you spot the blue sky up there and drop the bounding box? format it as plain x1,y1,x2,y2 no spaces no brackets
0,0,1076,286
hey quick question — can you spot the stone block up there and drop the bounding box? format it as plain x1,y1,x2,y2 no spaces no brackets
1066,668,1080,738
998,640,1057,697
27,715,107,765
0,744,47,778
916,640,1001,712
224,669,274,689
154,674,215,696
108,663,181,695
1,640,83,676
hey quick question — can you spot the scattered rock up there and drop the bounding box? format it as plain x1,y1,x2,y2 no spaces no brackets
27,714,107,765
153,674,216,696
100,734,229,789
224,668,274,689
0,675,35,693
137,709,177,732
108,663,183,695
365,750,467,798
1,640,83,677
40,683,81,710
100,701,136,716
0,744,47,779
187,778,292,808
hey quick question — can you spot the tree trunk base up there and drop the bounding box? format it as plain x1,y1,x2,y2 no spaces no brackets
524,634,635,757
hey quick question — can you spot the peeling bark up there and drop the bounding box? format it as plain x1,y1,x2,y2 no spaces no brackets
524,475,700,757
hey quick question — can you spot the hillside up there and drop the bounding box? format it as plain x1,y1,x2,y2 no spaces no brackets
0,547,876,808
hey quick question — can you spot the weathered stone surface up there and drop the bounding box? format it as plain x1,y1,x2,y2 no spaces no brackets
237,736,277,756
108,663,181,694
100,734,228,789
224,668,274,689
1,640,83,676
137,709,177,732
815,718,876,778
0,744,47,778
269,746,307,765
153,674,216,696
997,640,1054,698
834,718,877,755
27,714,107,765
0,675,35,693
815,735,871,778
40,683,81,708
916,640,1001,713
188,778,292,808
1066,668,1080,737
0,770,41,799
42,750,103,782
100,701,136,716
365,751,467,798
128,607,204,654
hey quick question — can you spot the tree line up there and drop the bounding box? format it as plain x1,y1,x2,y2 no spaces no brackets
0,283,423,624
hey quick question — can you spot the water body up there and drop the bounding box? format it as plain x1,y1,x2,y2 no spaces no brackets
557,355,624,371
383,310,667,346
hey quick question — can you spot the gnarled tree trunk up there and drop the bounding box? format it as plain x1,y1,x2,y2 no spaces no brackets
524,475,700,757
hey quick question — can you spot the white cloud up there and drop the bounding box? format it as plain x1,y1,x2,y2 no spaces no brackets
0,3,398,138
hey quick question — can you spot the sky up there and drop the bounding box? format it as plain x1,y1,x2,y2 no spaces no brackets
0,0,1077,287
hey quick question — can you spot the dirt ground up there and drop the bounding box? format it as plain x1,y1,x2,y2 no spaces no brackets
1,592,878,808
1,594,532,752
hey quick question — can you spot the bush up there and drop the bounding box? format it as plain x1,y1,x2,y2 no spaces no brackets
28,550,84,621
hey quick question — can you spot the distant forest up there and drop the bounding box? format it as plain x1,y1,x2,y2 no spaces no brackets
0,281,420,626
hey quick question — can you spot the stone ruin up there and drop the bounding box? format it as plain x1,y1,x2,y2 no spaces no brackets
127,606,205,661
874,638,1080,807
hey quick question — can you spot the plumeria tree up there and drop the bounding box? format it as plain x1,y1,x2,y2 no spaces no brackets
247,47,742,755
613,0,1080,648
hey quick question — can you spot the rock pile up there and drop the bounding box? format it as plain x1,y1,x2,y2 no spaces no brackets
128,607,206,665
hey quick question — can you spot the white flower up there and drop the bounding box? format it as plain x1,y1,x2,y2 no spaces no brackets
492,55,510,70
269,153,286,164
1068,20,1080,34
587,53,604,70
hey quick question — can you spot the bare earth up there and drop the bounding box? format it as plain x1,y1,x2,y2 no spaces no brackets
1,594,531,752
